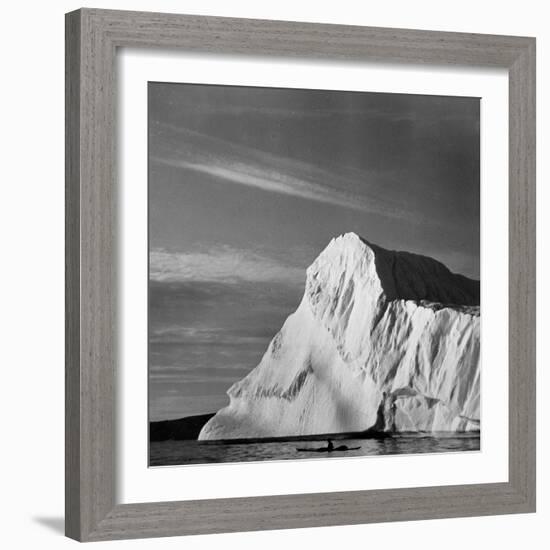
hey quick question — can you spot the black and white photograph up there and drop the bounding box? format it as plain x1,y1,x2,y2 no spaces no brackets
148,82,481,467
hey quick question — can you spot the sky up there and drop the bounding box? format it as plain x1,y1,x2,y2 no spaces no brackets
148,82,480,421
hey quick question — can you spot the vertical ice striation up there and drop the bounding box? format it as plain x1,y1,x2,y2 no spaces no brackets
199,233,480,440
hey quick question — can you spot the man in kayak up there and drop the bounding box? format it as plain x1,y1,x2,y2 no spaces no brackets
327,439,353,451
296,440,360,452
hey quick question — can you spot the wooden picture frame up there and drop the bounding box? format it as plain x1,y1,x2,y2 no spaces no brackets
65,8,536,542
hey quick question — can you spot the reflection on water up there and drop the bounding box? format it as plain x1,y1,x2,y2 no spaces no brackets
149,433,480,467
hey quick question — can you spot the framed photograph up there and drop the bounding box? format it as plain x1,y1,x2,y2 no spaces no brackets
65,8,536,542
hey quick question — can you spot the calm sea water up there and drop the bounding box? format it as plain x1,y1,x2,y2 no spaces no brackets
149,433,480,467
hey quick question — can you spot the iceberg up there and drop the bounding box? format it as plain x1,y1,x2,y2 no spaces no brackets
199,233,480,440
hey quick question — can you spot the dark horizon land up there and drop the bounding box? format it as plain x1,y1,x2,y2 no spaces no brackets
148,82,480,424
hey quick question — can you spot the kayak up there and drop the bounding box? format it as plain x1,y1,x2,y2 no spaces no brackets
296,446,361,452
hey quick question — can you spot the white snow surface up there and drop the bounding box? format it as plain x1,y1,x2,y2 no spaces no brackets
199,233,480,440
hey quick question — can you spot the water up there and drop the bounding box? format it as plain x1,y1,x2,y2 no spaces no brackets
150,433,480,467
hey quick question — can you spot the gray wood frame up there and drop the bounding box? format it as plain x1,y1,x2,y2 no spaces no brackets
65,8,536,542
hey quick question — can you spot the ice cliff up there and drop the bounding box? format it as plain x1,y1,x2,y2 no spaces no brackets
199,233,480,440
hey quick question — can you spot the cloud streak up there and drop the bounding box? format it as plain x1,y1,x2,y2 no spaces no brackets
150,245,304,286
150,122,415,222
150,324,272,346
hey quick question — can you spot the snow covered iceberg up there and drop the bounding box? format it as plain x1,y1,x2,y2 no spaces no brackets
199,233,480,440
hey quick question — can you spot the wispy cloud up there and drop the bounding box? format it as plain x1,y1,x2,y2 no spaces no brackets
155,157,378,213
150,245,304,286
150,324,271,346
150,122,415,221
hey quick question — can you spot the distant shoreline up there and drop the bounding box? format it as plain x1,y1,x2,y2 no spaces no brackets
149,413,215,441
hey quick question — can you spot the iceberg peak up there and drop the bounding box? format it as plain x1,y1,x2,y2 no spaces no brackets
307,232,479,311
